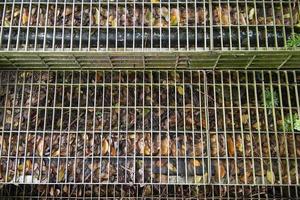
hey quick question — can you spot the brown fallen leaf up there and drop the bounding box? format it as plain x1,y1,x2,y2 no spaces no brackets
190,159,201,167
110,145,117,156
101,139,109,155
52,150,60,157
252,121,261,130
160,174,168,183
216,162,226,179
227,136,235,157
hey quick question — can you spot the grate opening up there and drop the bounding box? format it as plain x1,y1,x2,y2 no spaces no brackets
0,0,299,51
0,70,300,198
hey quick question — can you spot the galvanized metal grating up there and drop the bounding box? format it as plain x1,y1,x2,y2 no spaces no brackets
0,0,299,51
1,52,300,69
0,70,300,198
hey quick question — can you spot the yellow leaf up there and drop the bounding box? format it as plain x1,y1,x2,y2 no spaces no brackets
170,8,179,26
177,86,184,95
26,160,32,171
151,0,159,2
160,137,169,156
144,145,151,156
58,167,65,182
266,170,275,184
18,164,24,171
22,9,29,25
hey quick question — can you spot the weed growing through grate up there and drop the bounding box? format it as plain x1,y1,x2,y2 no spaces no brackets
263,88,279,115
286,33,300,48
281,113,300,132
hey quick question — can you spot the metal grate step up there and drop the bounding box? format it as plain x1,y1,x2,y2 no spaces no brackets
0,0,299,51
0,70,299,198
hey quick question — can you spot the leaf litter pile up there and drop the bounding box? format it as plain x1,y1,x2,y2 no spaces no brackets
0,70,300,198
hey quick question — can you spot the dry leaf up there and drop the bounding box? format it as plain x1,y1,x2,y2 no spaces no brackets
248,8,255,21
168,163,177,172
52,150,60,157
137,138,145,155
143,185,152,196
18,164,24,172
37,138,44,157
252,121,261,130
64,7,72,16
170,8,179,26
26,160,32,171
160,174,168,183
190,159,201,167
266,170,275,184
236,135,243,153
22,8,29,25
227,136,235,157
241,114,249,125
216,163,226,179
58,167,65,182
194,176,202,183
101,139,109,155
160,137,169,156
151,0,160,3
110,146,117,156
144,145,151,156
63,185,68,193
95,8,100,26
177,86,184,95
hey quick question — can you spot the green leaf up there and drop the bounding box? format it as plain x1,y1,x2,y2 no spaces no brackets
263,88,278,113
281,114,300,132
293,116,300,131
286,33,300,48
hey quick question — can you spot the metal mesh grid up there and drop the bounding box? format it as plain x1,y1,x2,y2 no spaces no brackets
0,0,299,51
1,52,300,69
0,69,300,198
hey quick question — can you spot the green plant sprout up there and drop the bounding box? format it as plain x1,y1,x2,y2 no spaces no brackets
286,33,300,48
263,88,279,114
282,114,300,132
